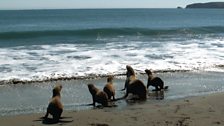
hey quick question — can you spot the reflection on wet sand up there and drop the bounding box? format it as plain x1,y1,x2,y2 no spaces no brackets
148,90,165,100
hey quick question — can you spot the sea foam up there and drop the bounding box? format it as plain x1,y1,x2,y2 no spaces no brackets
0,36,223,84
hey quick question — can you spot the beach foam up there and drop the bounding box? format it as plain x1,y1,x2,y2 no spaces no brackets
0,36,223,84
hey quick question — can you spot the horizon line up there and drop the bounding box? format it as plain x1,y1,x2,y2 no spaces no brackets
0,7,184,11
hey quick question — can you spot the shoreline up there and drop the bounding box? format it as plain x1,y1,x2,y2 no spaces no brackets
0,69,193,85
2,69,222,85
1,92,224,126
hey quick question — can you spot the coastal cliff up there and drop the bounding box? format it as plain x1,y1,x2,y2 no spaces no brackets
186,2,224,8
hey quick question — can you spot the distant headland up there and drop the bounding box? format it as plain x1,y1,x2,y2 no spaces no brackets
186,2,224,8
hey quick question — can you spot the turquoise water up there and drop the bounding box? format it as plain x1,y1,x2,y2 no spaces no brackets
0,9,224,83
1,9,224,46
0,9,224,116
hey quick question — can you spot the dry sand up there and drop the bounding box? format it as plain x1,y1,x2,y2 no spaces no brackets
0,92,224,126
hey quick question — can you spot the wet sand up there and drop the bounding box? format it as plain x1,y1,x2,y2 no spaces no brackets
1,71,224,116
0,71,224,126
1,92,224,126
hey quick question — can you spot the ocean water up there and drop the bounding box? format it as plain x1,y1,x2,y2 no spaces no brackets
0,9,224,83
0,9,224,116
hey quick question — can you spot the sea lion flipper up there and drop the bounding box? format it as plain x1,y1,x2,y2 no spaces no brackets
121,88,126,91
164,86,169,90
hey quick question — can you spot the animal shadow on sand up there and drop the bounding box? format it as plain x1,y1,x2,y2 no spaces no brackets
34,116,73,125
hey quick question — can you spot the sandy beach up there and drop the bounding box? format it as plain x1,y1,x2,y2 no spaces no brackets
0,92,224,126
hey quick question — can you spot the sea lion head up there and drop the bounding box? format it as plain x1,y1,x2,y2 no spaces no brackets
145,69,153,76
87,84,98,96
107,75,114,83
52,84,62,97
126,65,135,77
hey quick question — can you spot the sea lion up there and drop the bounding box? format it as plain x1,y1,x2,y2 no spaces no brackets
122,65,147,100
103,76,115,101
88,84,108,107
145,69,168,91
122,65,136,91
44,84,63,122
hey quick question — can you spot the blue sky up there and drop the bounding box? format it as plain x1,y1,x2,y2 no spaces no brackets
0,0,223,10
